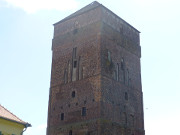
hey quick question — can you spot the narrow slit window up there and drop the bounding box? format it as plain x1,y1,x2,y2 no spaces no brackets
121,58,124,70
61,113,64,120
116,63,119,81
125,92,128,100
126,69,129,85
73,47,77,58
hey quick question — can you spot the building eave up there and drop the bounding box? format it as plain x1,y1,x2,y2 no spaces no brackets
0,116,31,128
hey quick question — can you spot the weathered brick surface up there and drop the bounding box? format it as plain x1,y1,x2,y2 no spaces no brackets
47,2,145,135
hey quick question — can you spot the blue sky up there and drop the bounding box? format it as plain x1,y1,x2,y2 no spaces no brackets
0,0,180,134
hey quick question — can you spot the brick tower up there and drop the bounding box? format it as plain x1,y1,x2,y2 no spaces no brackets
47,1,145,135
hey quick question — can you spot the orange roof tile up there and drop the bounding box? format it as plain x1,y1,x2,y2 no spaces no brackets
0,104,26,125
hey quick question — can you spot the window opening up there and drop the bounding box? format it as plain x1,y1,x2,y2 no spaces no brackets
61,113,64,120
125,92,128,100
73,61,77,68
121,58,124,70
82,107,86,116
116,63,119,81
69,130,72,135
84,100,87,104
72,91,75,98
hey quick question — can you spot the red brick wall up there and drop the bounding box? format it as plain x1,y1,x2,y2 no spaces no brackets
47,5,145,135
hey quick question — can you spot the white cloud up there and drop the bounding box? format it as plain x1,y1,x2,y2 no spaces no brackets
3,0,79,13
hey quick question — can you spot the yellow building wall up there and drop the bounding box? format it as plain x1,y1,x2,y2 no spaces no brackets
0,118,25,135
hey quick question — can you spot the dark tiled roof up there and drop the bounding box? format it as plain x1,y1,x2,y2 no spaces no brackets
54,1,101,25
54,1,140,32
0,104,28,126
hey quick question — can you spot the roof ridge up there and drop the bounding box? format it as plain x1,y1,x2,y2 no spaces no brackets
54,1,101,25
0,104,25,123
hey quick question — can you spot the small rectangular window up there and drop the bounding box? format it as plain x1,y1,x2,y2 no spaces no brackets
73,61,77,68
82,107,86,116
69,130,72,135
74,61,77,68
125,92,128,100
72,91,75,98
61,113,64,120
